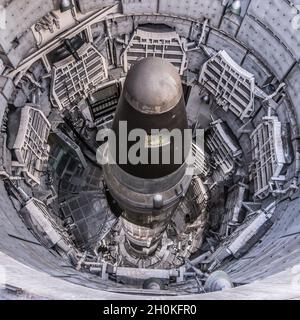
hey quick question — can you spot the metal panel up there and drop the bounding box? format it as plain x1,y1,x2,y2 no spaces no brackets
219,14,241,37
0,0,54,53
286,63,300,129
158,0,224,28
0,76,14,101
0,93,7,127
132,15,192,38
220,183,248,237
78,0,118,14
241,53,273,87
206,30,247,64
247,0,300,60
122,0,158,14
21,198,74,252
237,15,295,80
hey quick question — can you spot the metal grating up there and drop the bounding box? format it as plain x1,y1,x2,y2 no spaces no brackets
249,115,287,200
60,192,109,250
192,142,210,177
122,26,187,75
51,43,108,110
191,176,209,214
88,81,120,126
199,50,255,120
206,119,242,176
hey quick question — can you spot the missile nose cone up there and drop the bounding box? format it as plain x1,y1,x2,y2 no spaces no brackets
110,57,189,179
123,57,183,114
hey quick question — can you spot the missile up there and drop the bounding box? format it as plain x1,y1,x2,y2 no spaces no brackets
103,57,192,259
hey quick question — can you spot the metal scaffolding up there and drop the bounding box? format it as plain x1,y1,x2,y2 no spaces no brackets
11,105,51,186
199,50,255,120
51,43,108,110
249,115,287,200
206,119,242,176
122,26,187,75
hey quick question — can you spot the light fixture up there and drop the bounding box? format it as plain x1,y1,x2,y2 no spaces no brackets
60,0,74,13
229,0,242,16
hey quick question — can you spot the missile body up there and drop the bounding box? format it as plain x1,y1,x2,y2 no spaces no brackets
103,57,191,258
